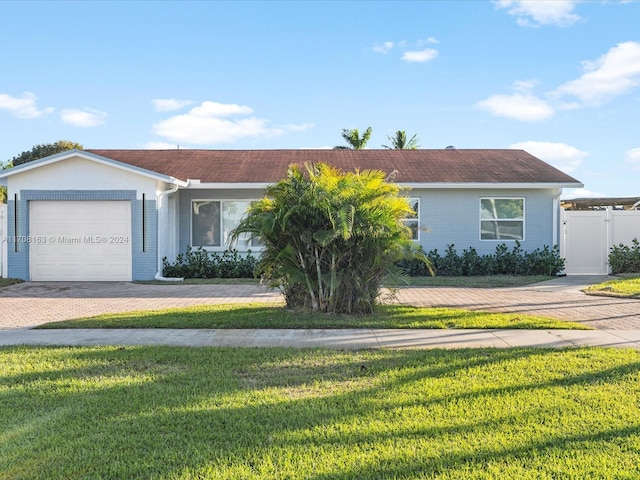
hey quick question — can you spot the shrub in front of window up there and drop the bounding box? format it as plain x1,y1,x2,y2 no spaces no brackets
162,247,258,279
231,162,431,314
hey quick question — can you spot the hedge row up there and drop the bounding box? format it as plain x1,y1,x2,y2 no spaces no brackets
164,241,566,279
397,241,565,276
162,247,258,279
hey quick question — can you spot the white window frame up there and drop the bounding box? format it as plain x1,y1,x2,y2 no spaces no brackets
401,197,420,241
479,197,525,241
190,199,263,251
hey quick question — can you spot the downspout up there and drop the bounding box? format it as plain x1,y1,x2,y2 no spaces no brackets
553,189,564,275
552,189,561,247
155,183,183,281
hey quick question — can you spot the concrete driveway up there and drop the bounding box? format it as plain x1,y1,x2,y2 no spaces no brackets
0,276,638,330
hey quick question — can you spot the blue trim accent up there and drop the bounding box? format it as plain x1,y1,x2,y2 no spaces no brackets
22,190,136,201
7,190,157,281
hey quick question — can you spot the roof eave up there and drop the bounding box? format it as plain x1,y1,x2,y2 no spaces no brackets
0,149,182,185
184,181,271,189
398,182,585,189
182,181,584,190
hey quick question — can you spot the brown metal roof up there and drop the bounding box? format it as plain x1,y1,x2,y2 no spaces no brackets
85,149,582,185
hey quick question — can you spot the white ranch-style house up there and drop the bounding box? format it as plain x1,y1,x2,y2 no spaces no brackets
0,149,582,281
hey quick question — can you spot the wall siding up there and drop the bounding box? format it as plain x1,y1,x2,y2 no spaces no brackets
132,198,158,280
413,188,556,255
171,187,559,261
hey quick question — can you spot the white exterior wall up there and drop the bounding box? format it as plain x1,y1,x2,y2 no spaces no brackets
7,156,158,199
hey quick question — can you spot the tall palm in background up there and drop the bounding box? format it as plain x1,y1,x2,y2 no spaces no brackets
382,130,419,149
334,127,372,150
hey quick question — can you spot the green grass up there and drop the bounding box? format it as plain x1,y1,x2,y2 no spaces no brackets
584,275,640,299
0,277,23,288
35,303,589,330
1,346,639,479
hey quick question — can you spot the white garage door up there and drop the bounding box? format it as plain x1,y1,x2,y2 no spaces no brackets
30,201,132,281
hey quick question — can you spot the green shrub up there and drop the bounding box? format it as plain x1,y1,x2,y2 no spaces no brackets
399,241,565,276
162,246,258,279
609,238,640,274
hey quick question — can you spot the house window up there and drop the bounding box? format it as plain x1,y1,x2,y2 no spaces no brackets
480,198,524,240
401,197,420,240
191,200,261,249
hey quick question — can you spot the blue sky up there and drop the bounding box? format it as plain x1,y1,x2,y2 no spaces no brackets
1,0,639,198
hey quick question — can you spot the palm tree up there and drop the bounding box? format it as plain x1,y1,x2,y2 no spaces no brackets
231,162,430,314
334,127,372,150
382,130,419,149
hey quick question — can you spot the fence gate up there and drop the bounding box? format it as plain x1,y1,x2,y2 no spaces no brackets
561,208,640,275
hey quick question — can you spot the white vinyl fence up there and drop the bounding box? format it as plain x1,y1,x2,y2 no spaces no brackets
561,207,640,274
0,204,6,278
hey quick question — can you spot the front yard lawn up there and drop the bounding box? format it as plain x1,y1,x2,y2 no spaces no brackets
35,303,589,330
1,346,639,479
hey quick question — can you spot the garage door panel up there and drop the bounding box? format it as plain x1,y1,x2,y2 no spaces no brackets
29,201,132,281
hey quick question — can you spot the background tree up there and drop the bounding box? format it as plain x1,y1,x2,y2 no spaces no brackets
7,140,83,167
382,130,419,149
334,127,372,150
1,140,83,202
232,162,431,314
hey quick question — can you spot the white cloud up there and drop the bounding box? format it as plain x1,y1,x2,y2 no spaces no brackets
625,147,640,169
0,92,53,119
373,41,394,54
281,122,315,132
152,101,312,144
494,0,581,27
417,37,439,46
554,41,640,105
477,92,554,121
509,140,588,173
60,108,107,127
189,101,253,117
401,48,438,63
151,98,193,112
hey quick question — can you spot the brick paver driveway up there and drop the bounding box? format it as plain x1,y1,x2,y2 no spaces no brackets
0,282,282,329
394,276,640,330
0,276,638,330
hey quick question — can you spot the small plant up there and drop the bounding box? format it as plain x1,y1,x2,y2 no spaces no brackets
162,246,259,279
609,238,640,274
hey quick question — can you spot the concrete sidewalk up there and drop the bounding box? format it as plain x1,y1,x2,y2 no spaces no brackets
2,328,640,349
